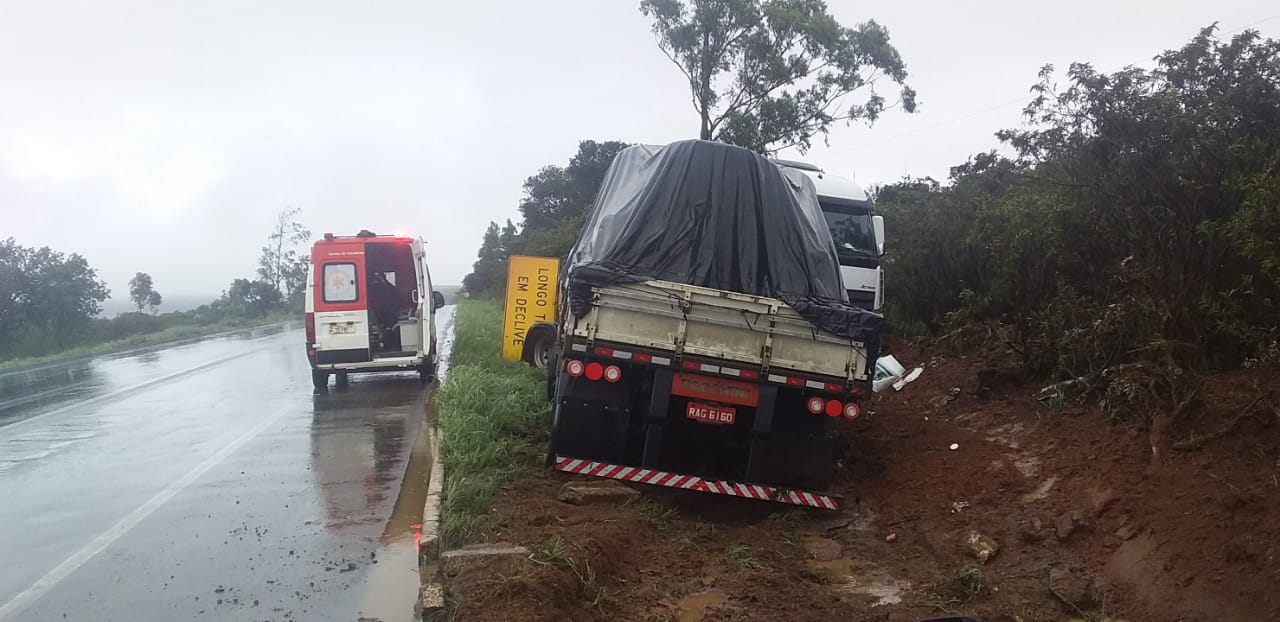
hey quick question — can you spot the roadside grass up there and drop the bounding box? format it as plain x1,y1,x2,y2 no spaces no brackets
724,543,767,571
530,535,607,609
622,496,678,531
0,312,294,373
436,300,551,547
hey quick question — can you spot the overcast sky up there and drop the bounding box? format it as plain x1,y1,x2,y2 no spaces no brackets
2,1,1277,300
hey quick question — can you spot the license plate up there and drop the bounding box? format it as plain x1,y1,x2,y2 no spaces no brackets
686,402,736,425
327,322,355,335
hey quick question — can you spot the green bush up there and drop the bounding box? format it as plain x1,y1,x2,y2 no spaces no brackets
876,26,1280,376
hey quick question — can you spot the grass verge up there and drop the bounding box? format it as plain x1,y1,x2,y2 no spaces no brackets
436,300,550,547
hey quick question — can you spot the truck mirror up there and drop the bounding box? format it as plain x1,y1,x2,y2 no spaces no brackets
872,215,885,256
431,290,445,310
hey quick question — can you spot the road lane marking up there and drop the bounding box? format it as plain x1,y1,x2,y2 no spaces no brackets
0,406,291,621
0,347,265,434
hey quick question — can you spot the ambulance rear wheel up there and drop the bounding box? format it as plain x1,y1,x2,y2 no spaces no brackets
311,369,330,390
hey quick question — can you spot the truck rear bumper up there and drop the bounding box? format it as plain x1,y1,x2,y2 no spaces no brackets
552,455,840,510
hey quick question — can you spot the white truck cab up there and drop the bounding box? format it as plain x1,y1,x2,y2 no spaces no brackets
303,231,444,389
774,160,884,311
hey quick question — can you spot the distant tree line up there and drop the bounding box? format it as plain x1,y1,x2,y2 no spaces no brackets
0,208,312,362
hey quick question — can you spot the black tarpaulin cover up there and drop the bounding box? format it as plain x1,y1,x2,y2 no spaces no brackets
565,139,882,345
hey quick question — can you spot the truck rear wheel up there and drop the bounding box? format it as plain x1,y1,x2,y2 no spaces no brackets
311,369,329,390
545,350,560,401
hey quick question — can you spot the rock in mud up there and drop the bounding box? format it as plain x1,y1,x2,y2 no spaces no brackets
964,531,1000,563
556,480,640,505
1021,517,1048,543
1087,487,1118,517
1055,511,1087,541
441,543,530,577
1049,566,1099,611
803,537,842,561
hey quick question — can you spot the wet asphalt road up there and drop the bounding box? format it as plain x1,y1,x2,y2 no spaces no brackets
0,306,454,622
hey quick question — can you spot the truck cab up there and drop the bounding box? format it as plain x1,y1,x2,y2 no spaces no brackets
304,231,445,389
774,160,884,311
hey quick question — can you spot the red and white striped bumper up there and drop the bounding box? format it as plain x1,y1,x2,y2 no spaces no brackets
552,456,839,510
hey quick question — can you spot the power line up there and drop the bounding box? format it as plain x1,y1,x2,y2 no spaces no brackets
817,11,1280,156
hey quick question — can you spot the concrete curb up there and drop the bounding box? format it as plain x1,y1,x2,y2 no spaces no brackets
417,412,446,616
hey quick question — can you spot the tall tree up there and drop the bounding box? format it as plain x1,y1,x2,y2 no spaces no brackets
640,0,915,153
463,222,513,299
258,207,312,300
128,272,159,314
518,140,629,259
146,290,163,314
0,238,110,354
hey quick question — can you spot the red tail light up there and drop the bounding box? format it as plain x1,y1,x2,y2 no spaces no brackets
807,397,825,414
825,400,842,417
604,365,622,383
305,312,316,344
566,360,585,377
585,362,604,381
844,402,861,420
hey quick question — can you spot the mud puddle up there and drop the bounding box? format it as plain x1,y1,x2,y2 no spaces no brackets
806,558,909,607
355,401,434,622
674,589,728,621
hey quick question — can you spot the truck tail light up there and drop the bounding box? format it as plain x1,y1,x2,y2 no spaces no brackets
844,402,861,420
305,312,316,344
807,397,825,414
604,365,622,383
566,360,585,377
585,362,604,381
825,400,842,417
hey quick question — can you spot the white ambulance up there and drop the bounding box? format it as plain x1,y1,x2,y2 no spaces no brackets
304,231,444,389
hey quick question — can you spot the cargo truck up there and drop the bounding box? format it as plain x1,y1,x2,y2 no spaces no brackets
774,160,885,311
539,140,881,510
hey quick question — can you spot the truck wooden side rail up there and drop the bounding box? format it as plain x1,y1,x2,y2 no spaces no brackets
548,280,873,510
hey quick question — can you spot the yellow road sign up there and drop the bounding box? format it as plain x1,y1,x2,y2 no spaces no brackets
501,255,560,361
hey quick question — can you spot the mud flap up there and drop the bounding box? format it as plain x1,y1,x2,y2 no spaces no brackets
551,370,633,464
